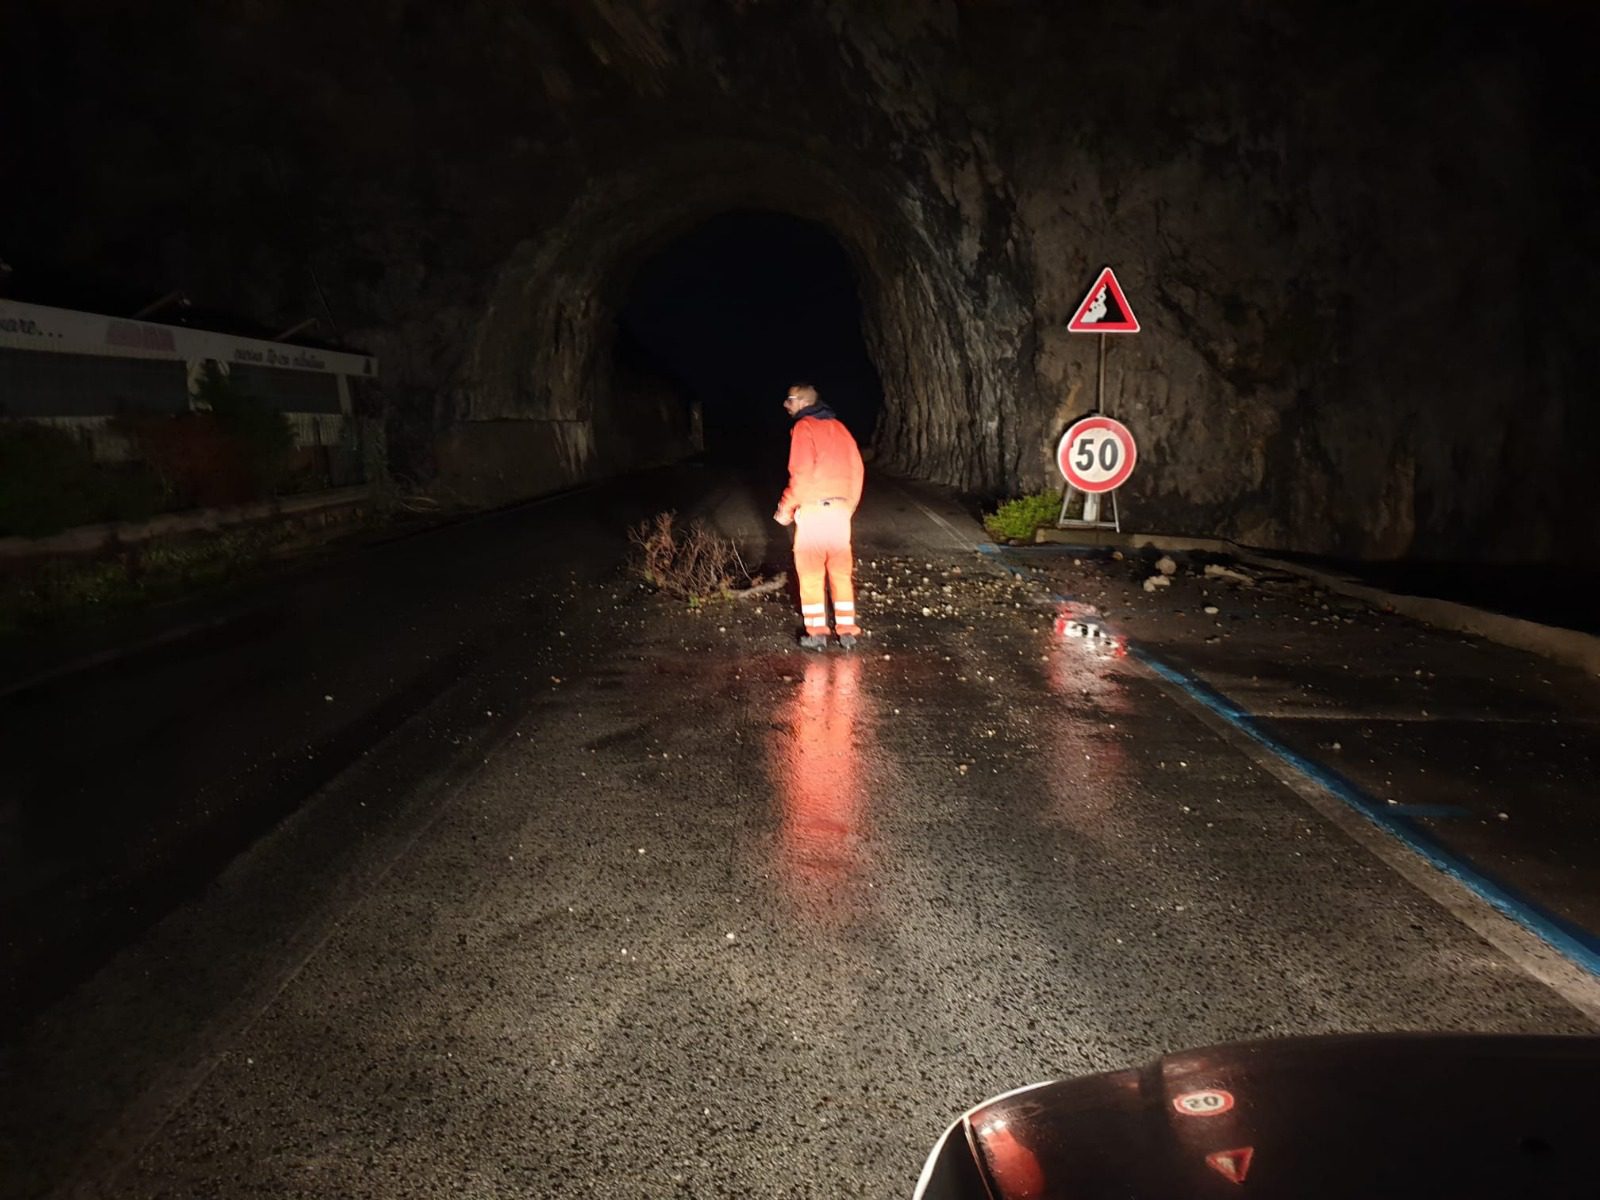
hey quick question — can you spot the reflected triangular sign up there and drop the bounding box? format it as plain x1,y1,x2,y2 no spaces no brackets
1067,267,1140,333
1205,1146,1254,1184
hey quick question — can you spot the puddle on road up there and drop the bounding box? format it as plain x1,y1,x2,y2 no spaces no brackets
1052,601,1128,660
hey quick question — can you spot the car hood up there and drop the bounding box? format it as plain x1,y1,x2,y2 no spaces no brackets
915,1033,1600,1200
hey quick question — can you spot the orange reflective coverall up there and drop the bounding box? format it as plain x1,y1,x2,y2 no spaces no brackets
776,412,865,637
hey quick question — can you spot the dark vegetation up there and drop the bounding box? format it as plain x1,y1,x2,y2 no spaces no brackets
0,365,299,538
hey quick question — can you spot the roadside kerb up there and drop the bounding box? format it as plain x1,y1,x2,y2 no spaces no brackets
0,486,372,563
0,479,609,701
1034,526,1600,677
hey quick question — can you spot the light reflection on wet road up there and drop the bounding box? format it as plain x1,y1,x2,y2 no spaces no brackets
772,654,870,918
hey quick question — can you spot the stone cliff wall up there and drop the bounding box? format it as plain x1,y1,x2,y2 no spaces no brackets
3,1,1592,560
985,2,1598,563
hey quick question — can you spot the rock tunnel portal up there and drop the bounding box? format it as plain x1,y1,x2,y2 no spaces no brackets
434,141,1036,509
615,210,884,468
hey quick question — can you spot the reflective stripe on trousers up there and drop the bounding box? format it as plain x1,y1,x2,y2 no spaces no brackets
793,505,860,634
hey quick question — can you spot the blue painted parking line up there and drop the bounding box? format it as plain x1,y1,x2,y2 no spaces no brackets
1132,650,1600,979
977,542,1600,980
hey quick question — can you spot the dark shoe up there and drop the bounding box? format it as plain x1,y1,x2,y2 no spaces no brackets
836,635,858,651
799,634,828,651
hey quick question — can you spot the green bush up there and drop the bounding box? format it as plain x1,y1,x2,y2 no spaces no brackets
0,364,295,539
198,363,295,495
0,422,103,537
113,364,297,508
0,422,165,537
982,491,1062,542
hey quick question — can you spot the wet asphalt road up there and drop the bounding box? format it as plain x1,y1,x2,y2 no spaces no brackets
1059,555,1600,951
3,466,1598,1198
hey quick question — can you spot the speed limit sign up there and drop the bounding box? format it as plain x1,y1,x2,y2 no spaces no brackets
1057,416,1137,493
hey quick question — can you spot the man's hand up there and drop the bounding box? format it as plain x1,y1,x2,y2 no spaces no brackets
773,510,792,527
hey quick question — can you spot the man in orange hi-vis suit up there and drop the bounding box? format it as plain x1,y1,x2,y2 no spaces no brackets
774,383,865,650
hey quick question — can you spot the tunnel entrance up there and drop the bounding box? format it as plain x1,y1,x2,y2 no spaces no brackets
615,211,883,472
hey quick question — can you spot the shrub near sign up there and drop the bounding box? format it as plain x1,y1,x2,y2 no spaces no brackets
1057,415,1137,493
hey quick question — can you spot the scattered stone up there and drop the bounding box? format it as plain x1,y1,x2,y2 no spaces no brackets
1155,555,1177,576
1203,563,1256,586
1143,575,1172,592
1203,605,1219,615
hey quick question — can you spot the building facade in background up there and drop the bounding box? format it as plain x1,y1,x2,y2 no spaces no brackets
0,299,379,489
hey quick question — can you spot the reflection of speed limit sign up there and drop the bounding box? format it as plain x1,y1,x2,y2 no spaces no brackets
1172,1088,1235,1117
1057,416,1137,493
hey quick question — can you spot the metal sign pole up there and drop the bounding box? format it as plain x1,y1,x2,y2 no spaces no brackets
1097,332,1107,416
1074,333,1109,525
1101,332,1119,530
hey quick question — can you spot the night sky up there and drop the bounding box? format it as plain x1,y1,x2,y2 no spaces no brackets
617,211,883,463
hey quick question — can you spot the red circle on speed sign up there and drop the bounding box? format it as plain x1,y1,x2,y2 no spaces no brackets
1057,415,1137,493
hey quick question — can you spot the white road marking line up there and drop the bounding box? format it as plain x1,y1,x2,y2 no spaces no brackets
894,482,982,551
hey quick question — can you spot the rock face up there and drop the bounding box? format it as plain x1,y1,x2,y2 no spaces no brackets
3,1,1593,561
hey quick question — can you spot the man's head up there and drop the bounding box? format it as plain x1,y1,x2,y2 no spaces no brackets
784,383,818,417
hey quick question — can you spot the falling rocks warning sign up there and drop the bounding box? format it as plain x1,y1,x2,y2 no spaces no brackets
1067,267,1139,333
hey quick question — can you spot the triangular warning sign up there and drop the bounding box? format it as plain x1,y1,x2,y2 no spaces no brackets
1067,267,1140,333
1205,1146,1254,1184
